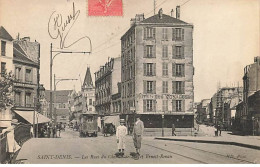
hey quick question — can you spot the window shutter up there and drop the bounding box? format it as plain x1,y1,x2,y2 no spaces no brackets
172,63,176,77
153,100,156,112
181,82,185,94
143,81,147,93
172,100,176,112
153,45,156,58
153,81,156,94
182,64,185,77
143,100,147,112
182,28,184,41
172,28,176,41
144,46,147,58
153,28,156,39
172,81,176,94
182,100,185,112
153,63,156,76
181,46,185,59
172,45,176,59
144,27,147,40
143,63,147,76
166,46,168,58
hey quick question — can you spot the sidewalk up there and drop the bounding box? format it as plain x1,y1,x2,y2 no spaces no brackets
155,133,260,150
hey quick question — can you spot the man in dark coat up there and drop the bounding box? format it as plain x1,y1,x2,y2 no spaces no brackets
133,114,144,157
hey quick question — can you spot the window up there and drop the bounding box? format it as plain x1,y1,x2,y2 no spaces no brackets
162,100,168,112
25,69,32,82
25,93,32,107
162,81,168,93
15,67,22,81
172,81,185,94
15,92,21,106
162,28,168,40
89,99,92,105
144,80,156,94
176,64,185,77
1,41,6,56
144,45,154,58
89,107,92,111
1,62,6,77
162,63,168,76
162,45,168,58
143,100,156,112
143,63,156,76
172,28,184,41
144,27,155,39
172,100,185,112
172,46,184,59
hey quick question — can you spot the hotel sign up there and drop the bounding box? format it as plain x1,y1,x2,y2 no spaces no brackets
137,93,192,100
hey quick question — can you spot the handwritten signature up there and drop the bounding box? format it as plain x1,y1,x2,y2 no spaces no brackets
48,2,92,51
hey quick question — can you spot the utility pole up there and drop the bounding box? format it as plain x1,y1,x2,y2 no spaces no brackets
154,0,156,15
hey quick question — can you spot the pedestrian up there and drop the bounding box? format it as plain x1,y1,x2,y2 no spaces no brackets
132,114,144,158
116,119,127,158
172,124,176,136
219,124,222,136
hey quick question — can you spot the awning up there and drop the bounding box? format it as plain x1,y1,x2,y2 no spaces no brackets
14,110,50,124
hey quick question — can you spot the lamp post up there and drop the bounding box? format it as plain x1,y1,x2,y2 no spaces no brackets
53,74,77,132
162,114,164,137
50,43,91,131
252,116,255,136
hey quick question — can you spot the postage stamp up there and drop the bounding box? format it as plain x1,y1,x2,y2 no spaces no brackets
88,0,123,16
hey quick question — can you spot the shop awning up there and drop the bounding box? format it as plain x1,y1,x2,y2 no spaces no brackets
14,110,50,124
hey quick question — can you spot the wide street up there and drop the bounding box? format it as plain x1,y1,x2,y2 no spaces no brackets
14,127,260,164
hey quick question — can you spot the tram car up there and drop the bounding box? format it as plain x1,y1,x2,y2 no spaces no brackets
79,113,98,137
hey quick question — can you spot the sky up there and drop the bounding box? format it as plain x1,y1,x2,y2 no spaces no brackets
0,0,259,102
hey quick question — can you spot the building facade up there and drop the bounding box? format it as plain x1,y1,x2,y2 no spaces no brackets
235,57,260,135
120,8,194,129
196,99,211,124
0,26,14,129
82,67,95,113
95,57,121,116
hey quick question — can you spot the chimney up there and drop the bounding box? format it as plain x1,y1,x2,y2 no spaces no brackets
130,14,145,26
176,6,180,19
171,9,174,17
22,37,30,41
158,8,163,19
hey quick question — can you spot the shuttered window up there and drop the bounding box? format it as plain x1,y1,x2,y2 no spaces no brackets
162,45,168,58
144,27,156,39
162,81,168,93
162,100,168,112
162,62,168,76
143,81,156,94
144,100,156,112
144,63,156,76
172,45,184,59
144,45,155,58
162,28,168,40
172,28,184,41
176,64,185,77
1,41,6,56
172,100,185,112
172,81,185,94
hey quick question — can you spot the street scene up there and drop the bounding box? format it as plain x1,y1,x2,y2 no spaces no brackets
0,0,260,164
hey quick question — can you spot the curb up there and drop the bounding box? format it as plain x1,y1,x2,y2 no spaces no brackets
154,137,260,150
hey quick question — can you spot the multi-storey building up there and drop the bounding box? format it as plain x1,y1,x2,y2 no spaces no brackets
196,99,211,123
0,26,14,129
95,57,121,127
235,57,260,135
120,8,194,129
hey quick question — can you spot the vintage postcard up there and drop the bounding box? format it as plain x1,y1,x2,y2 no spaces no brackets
0,0,259,164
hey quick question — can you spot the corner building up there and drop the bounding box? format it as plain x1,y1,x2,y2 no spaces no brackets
121,9,194,129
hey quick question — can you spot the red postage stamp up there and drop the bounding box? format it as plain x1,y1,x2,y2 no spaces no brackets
88,0,123,16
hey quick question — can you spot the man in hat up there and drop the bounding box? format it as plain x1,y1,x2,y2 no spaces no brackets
116,119,127,157
133,114,144,157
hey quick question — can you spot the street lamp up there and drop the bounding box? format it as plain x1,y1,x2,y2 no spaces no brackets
252,116,255,136
162,114,164,137
50,43,91,131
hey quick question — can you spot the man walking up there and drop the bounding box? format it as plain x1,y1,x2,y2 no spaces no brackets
116,119,127,157
133,114,144,158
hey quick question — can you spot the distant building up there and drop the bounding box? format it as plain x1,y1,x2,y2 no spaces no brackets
95,57,121,127
196,99,210,123
45,90,72,124
82,67,95,113
120,8,194,129
235,57,260,135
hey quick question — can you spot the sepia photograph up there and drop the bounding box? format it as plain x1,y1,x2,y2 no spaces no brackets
0,0,259,164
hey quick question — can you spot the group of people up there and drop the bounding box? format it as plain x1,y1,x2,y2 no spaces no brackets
116,114,144,159
38,122,66,138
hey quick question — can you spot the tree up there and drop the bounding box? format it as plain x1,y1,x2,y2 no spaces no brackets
0,71,15,110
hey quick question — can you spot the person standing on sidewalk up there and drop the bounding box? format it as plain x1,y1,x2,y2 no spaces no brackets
116,119,127,157
132,115,144,157
172,124,176,136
